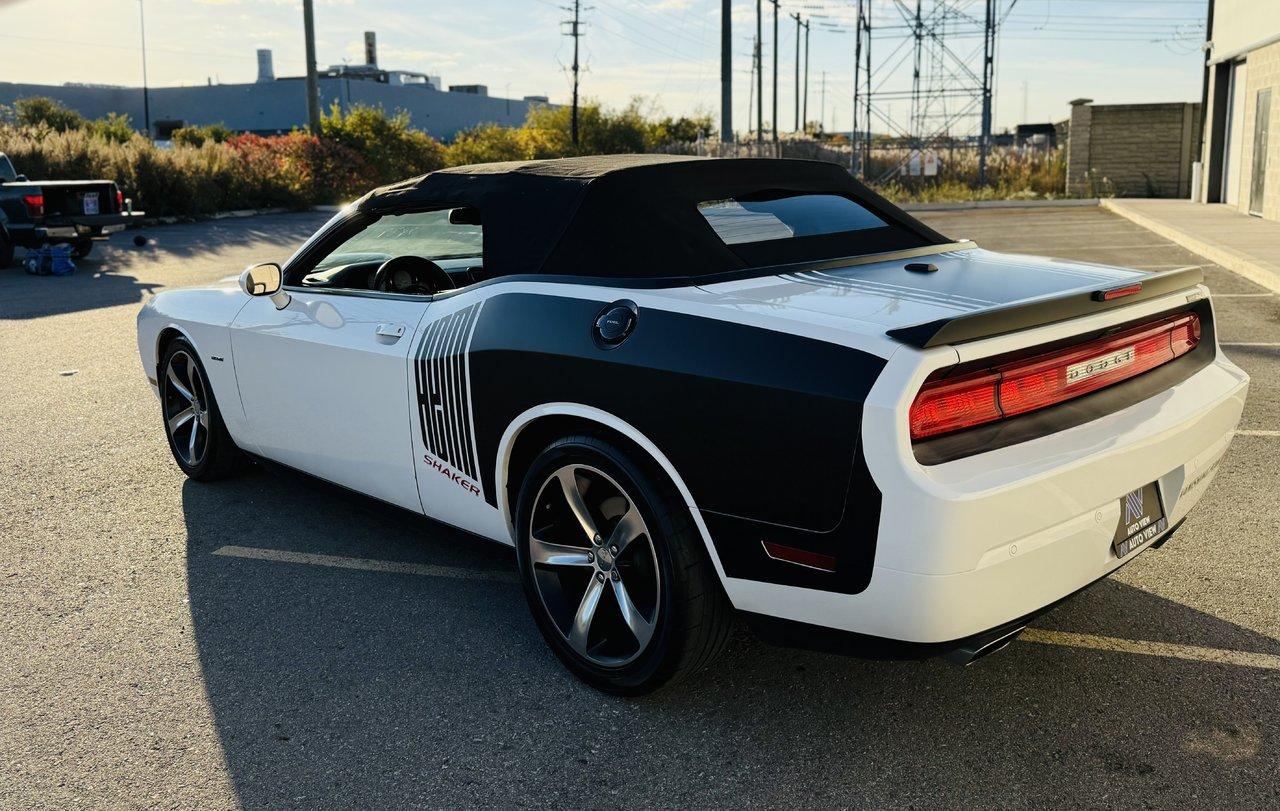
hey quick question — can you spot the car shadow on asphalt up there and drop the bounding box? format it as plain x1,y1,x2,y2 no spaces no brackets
0,213,325,320
179,464,1280,807
0,254,163,320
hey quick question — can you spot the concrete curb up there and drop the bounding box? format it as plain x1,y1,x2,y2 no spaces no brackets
135,204,346,228
901,198,1100,212
1100,199,1280,295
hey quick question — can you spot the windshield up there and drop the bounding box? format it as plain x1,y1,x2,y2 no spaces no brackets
0,154,16,183
312,209,482,271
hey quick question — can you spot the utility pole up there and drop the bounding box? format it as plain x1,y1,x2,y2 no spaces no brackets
978,0,995,184
802,19,810,134
793,13,801,133
821,70,826,135
137,0,151,137
302,0,321,135
747,0,757,141
721,0,732,142
565,0,585,147
770,0,778,145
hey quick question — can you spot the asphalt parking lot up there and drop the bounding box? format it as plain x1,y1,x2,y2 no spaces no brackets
1,206,1277,808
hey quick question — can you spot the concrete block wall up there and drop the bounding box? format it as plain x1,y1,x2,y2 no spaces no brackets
1066,101,1201,198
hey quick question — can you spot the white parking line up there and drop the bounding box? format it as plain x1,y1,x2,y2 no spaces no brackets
215,546,1280,672
1213,293,1275,298
1236,430,1280,437
1020,629,1280,671
1221,343,1280,347
212,545,518,583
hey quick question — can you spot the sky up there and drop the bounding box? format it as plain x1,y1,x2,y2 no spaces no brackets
0,0,1210,136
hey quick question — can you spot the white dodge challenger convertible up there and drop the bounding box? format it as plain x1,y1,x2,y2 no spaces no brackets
138,155,1249,693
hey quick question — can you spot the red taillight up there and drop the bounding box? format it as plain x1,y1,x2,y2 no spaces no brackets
116,188,124,211
22,193,44,216
908,369,1001,441
909,312,1201,441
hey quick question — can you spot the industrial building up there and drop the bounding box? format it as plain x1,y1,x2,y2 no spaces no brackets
1198,0,1279,219
0,32,552,142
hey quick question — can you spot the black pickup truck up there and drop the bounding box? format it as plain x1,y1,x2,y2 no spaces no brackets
0,152,143,267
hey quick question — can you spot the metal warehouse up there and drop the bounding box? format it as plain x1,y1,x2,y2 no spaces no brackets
0,39,551,142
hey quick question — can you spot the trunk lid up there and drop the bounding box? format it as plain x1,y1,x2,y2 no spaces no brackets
699,247,1196,346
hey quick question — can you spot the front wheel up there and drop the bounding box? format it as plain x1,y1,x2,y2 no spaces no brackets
160,338,244,480
515,435,732,694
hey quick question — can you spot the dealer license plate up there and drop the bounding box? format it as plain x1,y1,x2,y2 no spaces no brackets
83,192,99,215
1113,482,1167,559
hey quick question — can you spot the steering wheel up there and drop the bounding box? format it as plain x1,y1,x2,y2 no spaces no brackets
370,255,455,295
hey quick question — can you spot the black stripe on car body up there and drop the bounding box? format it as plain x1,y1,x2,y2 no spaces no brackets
464,291,888,593
414,301,484,486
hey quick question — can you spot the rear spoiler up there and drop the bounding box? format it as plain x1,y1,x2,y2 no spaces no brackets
886,266,1205,349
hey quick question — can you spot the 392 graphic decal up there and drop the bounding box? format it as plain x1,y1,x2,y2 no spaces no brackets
414,301,485,497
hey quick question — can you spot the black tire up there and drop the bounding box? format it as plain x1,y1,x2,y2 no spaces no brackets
0,232,13,268
515,435,732,695
71,238,94,259
159,338,244,481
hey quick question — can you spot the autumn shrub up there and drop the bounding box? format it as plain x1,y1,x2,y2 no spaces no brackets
320,103,445,184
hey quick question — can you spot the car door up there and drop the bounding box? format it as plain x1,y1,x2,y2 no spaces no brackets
228,207,482,513
231,290,429,512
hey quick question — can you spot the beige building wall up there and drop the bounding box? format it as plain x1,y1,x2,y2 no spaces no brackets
1237,40,1280,219
1211,0,1280,59
1199,0,1280,220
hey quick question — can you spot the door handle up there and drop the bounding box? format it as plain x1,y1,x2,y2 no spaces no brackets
375,322,406,340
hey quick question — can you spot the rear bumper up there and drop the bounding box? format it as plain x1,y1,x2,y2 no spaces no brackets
745,520,1184,662
722,290,1249,643
7,212,142,244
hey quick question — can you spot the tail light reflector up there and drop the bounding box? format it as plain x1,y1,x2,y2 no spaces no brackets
22,193,44,216
116,188,125,211
909,312,1201,441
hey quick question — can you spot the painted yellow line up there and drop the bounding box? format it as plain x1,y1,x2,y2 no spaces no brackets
212,545,518,583
1236,430,1280,437
1019,628,1280,671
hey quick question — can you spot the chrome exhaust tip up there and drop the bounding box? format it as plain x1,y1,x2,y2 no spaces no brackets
944,625,1027,666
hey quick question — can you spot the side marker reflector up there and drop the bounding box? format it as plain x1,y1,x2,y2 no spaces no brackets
762,541,837,572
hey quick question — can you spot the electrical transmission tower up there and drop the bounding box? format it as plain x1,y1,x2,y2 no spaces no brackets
846,0,1012,181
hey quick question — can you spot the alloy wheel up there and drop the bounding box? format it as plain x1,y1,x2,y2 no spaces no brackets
527,464,661,667
163,350,210,467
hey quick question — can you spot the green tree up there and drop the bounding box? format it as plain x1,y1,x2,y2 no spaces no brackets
444,123,528,166
14,97,87,132
171,123,233,148
320,103,445,184
86,113,137,144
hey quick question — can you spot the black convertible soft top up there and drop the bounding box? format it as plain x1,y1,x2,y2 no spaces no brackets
358,154,949,281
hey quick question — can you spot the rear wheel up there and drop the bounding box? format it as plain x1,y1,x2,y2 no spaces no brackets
71,238,94,259
160,338,243,480
515,435,732,694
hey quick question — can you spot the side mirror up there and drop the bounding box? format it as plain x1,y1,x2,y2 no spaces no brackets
448,206,481,226
239,262,291,310
15,174,28,182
